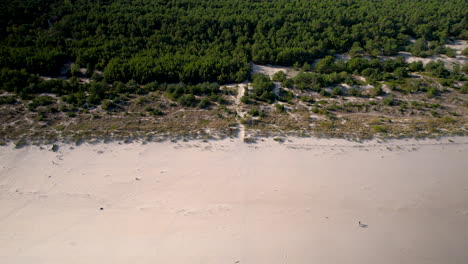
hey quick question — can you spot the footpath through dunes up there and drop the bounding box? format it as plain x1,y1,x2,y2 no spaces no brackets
0,137,468,264
235,83,246,141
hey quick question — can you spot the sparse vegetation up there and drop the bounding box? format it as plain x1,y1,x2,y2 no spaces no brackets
0,0,466,143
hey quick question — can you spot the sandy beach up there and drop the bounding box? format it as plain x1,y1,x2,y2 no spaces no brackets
1,137,468,264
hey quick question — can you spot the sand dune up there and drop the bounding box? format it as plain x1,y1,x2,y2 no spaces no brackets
1,137,467,264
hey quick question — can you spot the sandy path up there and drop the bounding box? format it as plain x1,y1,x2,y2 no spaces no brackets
0,137,468,264
234,84,246,140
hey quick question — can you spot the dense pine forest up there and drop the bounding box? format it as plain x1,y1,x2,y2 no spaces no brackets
1,0,467,84
0,0,467,143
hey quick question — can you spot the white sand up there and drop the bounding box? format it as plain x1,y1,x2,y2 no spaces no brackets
397,51,467,69
1,137,468,264
251,64,298,79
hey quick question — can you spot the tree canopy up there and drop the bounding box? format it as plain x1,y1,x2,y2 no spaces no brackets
0,0,466,85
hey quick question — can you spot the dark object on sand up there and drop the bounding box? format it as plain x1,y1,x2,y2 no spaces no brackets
100,207,104,210
358,221,368,228
51,144,59,152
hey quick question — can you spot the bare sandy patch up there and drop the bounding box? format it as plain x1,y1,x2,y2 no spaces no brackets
397,51,467,69
251,63,299,79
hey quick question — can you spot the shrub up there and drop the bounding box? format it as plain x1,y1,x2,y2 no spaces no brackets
332,86,342,96
373,125,387,133
243,137,256,144
462,47,468,57
319,89,330,97
439,79,453,87
251,74,275,103
445,48,457,58
0,96,16,104
282,78,294,88
14,138,27,149
272,71,287,82
425,61,449,78
240,95,251,104
278,89,294,103
197,97,211,109
458,83,468,94
300,96,315,103
248,108,260,117
275,104,286,113
371,85,384,97
348,88,361,97
393,67,408,79
101,99,115,110
148,108,164,116
315,56,337,74
427,87,439,98
28,95,54,111
408,61,424,72
177,94,197,107
383,94,396,106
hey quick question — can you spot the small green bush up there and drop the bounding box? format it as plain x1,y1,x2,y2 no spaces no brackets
101,99,115,110
373,125,387,133
0,96,16,104
275,104,286,112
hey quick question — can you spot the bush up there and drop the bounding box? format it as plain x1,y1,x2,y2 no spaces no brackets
408,61,424,72
348,88,361,97
371,85,384,97
315,56,337,74
439,79,453,87
393,67,408,79
319,89,330,97
197,97,211,109
275,104,286,112
300,96,315,103
278,89,294,102
251,74,275,103
373,125,387,133
445,48,457,58
462,47,468,57
332,86,342,96
425,61,449,78
282,78,294,88
458,83,468,94
426,87,439,98
28,95,54,110
14,138,27,149
177,94,197,107
272,71,287,82
147,107,164,116
0,96,16,104
248,108,260,116
243,137,256,144
240,95,251,104
101,99,115,110
383,94,396,106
